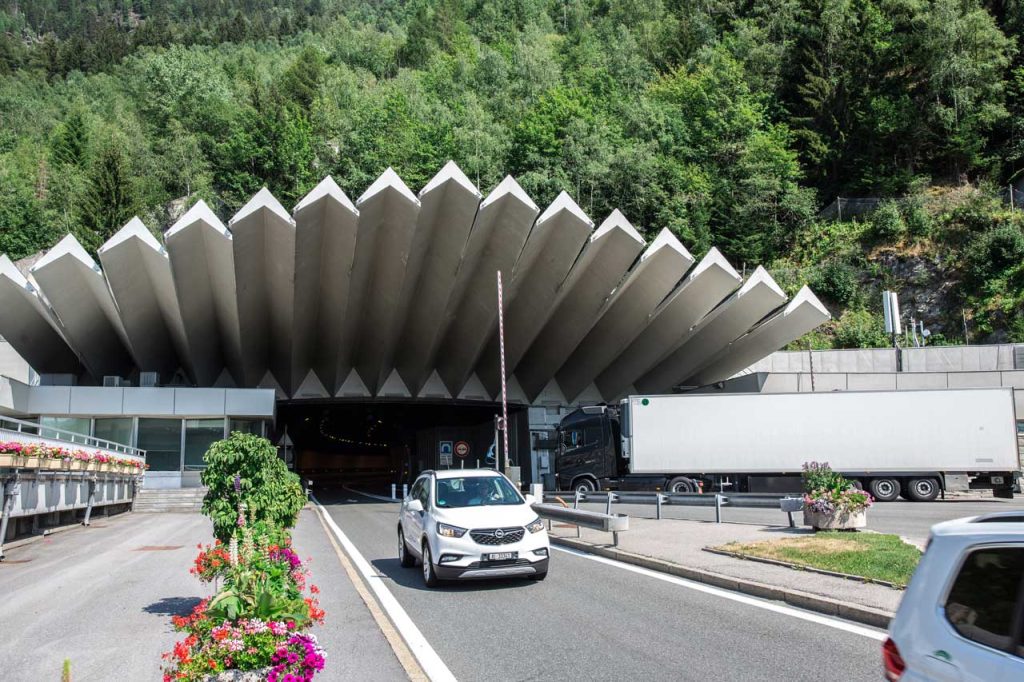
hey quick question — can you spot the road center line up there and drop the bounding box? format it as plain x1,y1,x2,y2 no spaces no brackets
310,495,457,682
552,545,887,641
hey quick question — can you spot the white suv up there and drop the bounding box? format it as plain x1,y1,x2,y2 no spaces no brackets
885,511,1024,681
397,469,550,587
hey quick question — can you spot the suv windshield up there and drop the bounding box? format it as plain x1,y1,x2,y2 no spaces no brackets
435,476,523,508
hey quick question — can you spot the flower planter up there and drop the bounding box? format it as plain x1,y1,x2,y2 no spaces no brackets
202,667,271,681
803,508,867,530
0,455,65,470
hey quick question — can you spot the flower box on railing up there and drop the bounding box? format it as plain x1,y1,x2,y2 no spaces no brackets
0,453,143,473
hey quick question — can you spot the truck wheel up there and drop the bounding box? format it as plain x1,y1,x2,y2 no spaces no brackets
869,478,901,502
906,478,940,502
667,477,696,493
572,478,597,494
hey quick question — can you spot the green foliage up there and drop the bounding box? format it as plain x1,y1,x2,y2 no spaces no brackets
870,201,907,243
964,223,1024,284
200,433,306,543
77,140,138,250
833,309,889,349
810,261,860,306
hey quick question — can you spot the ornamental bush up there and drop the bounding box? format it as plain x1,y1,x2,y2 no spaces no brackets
201,433,306,543
801,461,873,515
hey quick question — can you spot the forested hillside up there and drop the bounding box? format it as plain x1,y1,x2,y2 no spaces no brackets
2,0,1024,347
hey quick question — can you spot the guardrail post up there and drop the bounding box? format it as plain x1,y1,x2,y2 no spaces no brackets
573,490,581,509
391,483,396,500
714,494,724,523
82,475,97,526
656,493,664,520
613,530,619,547
605,492,616,516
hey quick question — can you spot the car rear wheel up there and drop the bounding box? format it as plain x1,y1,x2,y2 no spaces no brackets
422,542,439,587
398,527,415,568
906,477,940,502
869,477,901,502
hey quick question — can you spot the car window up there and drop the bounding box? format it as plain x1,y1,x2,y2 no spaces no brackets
435,476,524,508
944,546,1024,654
562,428,581,449
419,478,431,507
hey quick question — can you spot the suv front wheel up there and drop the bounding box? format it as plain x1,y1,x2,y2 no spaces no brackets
422,541,440,587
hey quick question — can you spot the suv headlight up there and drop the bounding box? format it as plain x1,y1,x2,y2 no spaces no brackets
526,517,545,534
436,522,467,538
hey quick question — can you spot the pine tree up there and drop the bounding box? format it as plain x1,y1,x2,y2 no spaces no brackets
78,142,137,250
51,111,88,167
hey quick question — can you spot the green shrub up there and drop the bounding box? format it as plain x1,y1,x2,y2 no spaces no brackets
810,261,860,306
902,199,933,238
870,201,906,242
964,224,1024,285
200,433,306,542
832,308,890,348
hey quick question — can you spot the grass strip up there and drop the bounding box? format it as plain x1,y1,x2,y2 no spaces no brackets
716,532,922,587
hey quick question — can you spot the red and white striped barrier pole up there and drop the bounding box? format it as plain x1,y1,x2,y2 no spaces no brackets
497,271,509,472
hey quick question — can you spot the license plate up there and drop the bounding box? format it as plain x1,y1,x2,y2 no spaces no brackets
483,552,517,561
992,476,1005,484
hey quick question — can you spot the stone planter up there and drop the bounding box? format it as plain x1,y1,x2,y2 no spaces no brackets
0,454,64,470
202,667,271,681
803,507,867,530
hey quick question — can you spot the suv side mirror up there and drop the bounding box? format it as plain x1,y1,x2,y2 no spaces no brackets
407,499,423,513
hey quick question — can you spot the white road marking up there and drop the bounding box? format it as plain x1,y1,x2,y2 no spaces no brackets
552,545,888,641
342,485,400,503
311,495,457,682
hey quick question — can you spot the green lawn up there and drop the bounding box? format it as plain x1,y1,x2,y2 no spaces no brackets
716,532,922,587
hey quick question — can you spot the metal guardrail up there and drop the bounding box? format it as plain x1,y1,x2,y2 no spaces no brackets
531,502,629,545
543,490,805,527
0,415,145,459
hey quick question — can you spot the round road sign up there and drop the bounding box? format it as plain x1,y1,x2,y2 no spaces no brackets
454,440,471,459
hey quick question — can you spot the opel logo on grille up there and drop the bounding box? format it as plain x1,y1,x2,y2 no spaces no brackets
494,528,505,539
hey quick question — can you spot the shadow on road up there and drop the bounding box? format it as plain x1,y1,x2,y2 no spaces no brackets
370,556,542,593
143,596,202,617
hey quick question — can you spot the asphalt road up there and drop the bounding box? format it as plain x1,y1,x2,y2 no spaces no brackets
316,487,885,682
570,496,1024,541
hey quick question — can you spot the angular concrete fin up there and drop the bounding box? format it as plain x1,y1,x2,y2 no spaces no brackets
258,370,287,398
690,247,741,281
741,265,787,300
32,233,98,272
378,368,412,398
294,369,330,399
357,167,419,206
641,228,692,263
420,160,481,198
0,254,30,288
294,175,357,214
788,285,831,318
574,382,605,405
592,209,644,244
417,370,453,400
166,198,229,238
534,378,567,406
480,175,538,211
337,367,372,398
457,372,492,402
213,367,238,388
505,374,529,405
230,187,294,227
99,216,163,254
537,190,594,227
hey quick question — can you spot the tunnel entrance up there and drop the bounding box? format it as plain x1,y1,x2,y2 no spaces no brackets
274,400,530,489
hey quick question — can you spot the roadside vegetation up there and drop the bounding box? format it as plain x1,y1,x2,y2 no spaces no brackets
162,432,326,681
717,532,922,587
2,2,1024,345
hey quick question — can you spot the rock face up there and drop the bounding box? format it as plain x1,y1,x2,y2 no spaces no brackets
872,248,965,343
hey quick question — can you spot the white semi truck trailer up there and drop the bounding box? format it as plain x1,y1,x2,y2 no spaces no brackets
553,388,1020,501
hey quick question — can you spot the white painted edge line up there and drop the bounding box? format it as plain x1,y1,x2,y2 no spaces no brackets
310,495,457,682
342,484,401,504
552,545,887,641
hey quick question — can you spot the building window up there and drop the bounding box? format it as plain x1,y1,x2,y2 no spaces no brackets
137,418,183,472
184,418,226,471
229,419,264,437
93,418,133,448
39,416,91,443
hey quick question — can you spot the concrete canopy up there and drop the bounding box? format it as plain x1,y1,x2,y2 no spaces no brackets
2,164,826,402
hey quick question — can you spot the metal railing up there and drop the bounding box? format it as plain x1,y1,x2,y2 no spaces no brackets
0,415,145,459
543,490,804,527
531,502,629,545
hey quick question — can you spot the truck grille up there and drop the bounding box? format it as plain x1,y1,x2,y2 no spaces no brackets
470,527,524,545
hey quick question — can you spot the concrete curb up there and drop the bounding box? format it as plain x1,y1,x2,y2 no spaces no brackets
551,536,894,630
702,546,905,590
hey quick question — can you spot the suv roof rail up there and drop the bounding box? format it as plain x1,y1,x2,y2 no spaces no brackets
971,511,1024,524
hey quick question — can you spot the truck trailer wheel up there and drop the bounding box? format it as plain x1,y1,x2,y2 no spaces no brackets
906,477,940,502
868,478,901,502
666,477,696,493
572,478,597,494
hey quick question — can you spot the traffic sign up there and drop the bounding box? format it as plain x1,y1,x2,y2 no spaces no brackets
439,441,453,466
454,440,471,459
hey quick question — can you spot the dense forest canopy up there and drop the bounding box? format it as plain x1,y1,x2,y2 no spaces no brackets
2,0,1024,347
